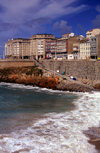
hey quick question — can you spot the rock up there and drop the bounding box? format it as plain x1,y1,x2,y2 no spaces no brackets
0,66,94,92
57,80,93,92
93,82,100,90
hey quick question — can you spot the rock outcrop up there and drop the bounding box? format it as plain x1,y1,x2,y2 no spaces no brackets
56,80,93,92
0,66,94,92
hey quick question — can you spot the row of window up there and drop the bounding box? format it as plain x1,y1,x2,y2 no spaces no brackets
80,52,90,55
80,48,90,50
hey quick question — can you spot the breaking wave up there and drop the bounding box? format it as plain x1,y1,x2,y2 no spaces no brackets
0,83,100,153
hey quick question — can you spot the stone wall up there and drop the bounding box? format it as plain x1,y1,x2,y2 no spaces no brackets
0,60,35,69
40,60,100,80
1,59,100,81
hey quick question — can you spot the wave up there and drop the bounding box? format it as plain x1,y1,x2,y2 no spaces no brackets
0,91,100,153
0,82,75,95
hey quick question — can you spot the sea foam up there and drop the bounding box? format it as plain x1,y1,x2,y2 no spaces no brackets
0,90,100,153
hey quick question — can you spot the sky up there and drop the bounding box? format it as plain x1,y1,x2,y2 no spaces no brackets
0,0,100,57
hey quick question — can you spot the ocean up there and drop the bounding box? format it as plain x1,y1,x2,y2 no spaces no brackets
0,82,100,153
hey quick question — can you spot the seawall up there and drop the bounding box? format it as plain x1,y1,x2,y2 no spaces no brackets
0,66,93,92
40,60,100,80
0,60,35,68
0,59,100,81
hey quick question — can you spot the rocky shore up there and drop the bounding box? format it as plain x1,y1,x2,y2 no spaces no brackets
0,66,95,92
0,66,100,151
84,126,100,152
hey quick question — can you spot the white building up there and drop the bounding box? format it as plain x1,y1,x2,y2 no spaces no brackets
80,42,91,59
68,54,74,60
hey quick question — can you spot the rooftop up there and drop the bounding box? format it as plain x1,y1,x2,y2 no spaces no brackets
13,38,30,40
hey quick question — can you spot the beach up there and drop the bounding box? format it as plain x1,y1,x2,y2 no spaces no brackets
0,83,100,153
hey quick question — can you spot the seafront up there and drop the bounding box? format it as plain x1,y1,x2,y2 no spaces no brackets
0,0,100,151
0,83,100,153
0,59,100,152
0,59,100,91
0,60,94,92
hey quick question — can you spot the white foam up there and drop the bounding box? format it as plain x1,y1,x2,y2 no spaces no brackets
0,82,39,90
0,82,71,94
0,91,100,153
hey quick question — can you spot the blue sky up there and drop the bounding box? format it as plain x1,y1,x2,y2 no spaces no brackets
0,0,100,56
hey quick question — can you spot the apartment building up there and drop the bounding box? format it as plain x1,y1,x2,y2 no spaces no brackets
80,35,100,60
5,38,30,59
56,39,67,59
86,28,100,39
65,36,85,60
47,35,84,60
45,39,57,59
97,34,100,59
80,41,91,59
30,34,55,60
89,36,97,59
5,32,100,61
72,43,80,59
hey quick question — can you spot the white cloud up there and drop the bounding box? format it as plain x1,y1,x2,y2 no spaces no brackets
93,14,100,28
0,0,86,23
0,0,87,47
53,20,72,34
0,0,86,55
96,5,100,12
0,0,40,22
92,5,100,28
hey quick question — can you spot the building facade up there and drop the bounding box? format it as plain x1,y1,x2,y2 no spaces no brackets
45,39,57,59
5,32,100,61
30,34,55,60
97,35,100,59
90,37,97,59
5,38,30,59
86,28,100,39
46,38,68,59
56,39,67,59
80,41,91,59
80,35,100,60
72,43,80,59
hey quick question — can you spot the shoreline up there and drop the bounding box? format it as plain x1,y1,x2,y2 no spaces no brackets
0,66,94,92
0,82,100,152
0,66,100,152
0,79,93,92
